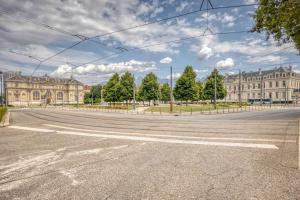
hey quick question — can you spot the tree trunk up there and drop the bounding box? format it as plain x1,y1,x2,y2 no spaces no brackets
186,100,188,106
149,100,151,106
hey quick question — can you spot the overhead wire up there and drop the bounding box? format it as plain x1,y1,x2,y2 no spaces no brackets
0,2,259,74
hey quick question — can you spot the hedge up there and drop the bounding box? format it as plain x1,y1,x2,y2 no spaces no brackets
0,107,7,122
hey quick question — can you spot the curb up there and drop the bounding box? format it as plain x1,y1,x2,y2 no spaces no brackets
0,112,10,127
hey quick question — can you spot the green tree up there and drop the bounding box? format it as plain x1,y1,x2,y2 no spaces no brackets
174,66,198,105
196,81,204,101
138,72,160,106
120,72,134,104
160,83,171,103
84,84,103,104
103,73,121,104
252,0,300,52
91,84,102,103
203,69,227,102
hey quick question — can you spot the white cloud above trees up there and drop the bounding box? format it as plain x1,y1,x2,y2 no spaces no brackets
216,58,235,69
160,57,172,64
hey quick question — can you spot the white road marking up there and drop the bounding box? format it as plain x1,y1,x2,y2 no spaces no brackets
8,125,279,149
44,124,296,143
9,126,54,133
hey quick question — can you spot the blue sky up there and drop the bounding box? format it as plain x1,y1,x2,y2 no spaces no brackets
0,0,299,85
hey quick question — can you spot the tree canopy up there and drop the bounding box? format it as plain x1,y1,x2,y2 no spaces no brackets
252,0,300,52
160,83,171,102
120,72,134,103
196,81,204,101
103,73,122,103
84,84,102,104
138,72,160,105
203,69,227,101
174,66,198,104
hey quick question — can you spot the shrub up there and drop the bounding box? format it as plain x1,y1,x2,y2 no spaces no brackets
0,107,7,122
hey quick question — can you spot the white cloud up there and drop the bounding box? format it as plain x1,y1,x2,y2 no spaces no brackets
176,1,189,12
198,45,213,60
166,72,181,80
150,7,164,18
246,55,285,64
216,58,235,69
160,57,172,64
244,0,257,4
194,12,236,27
51,60,156,77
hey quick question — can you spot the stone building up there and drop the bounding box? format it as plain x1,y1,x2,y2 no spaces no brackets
5,74,84,106
224,66,300,103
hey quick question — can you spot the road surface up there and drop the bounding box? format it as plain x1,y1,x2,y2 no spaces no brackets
0,107,300,200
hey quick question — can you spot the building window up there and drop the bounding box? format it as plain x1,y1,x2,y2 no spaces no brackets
258,83,261,89
283,73,286,77
57,92,63,100
33,91,40,100
276,81,279,87
248,84,250,90
253,84,255,89
45,90,52,98
269,92,272,98
269,82,272,88
276,92,279,99
15,93,20,101
276,74,279,78
282,81,286,87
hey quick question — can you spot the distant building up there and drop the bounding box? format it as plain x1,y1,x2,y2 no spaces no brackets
83,85,92,94
224,66,300,103
5,73,84,106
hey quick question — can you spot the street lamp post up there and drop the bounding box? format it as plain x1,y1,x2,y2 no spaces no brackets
133,74,136,110
170,66,173,113
0,71,3,106
214,70,217,109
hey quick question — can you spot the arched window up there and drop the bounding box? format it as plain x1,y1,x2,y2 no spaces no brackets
33,91,40,100
57,92,63,100
45,90,52,98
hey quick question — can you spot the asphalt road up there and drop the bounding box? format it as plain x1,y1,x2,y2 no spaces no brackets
1,107,300,200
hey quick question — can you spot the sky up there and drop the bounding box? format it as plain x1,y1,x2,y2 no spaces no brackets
0,0,299,85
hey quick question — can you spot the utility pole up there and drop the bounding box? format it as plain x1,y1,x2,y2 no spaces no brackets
214,70,217,109
238,69,241,107
76,82,79,108
133,74,136,110
101,87,104,105
259,70,263,106
170,66,173,113
0,71,3,106
91,90,94,105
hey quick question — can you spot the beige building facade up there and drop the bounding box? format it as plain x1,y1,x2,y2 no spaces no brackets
5,74,84,106
224,66,300,103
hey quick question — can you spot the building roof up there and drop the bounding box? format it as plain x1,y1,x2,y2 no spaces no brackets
6,74,83,85
225,66,294,81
